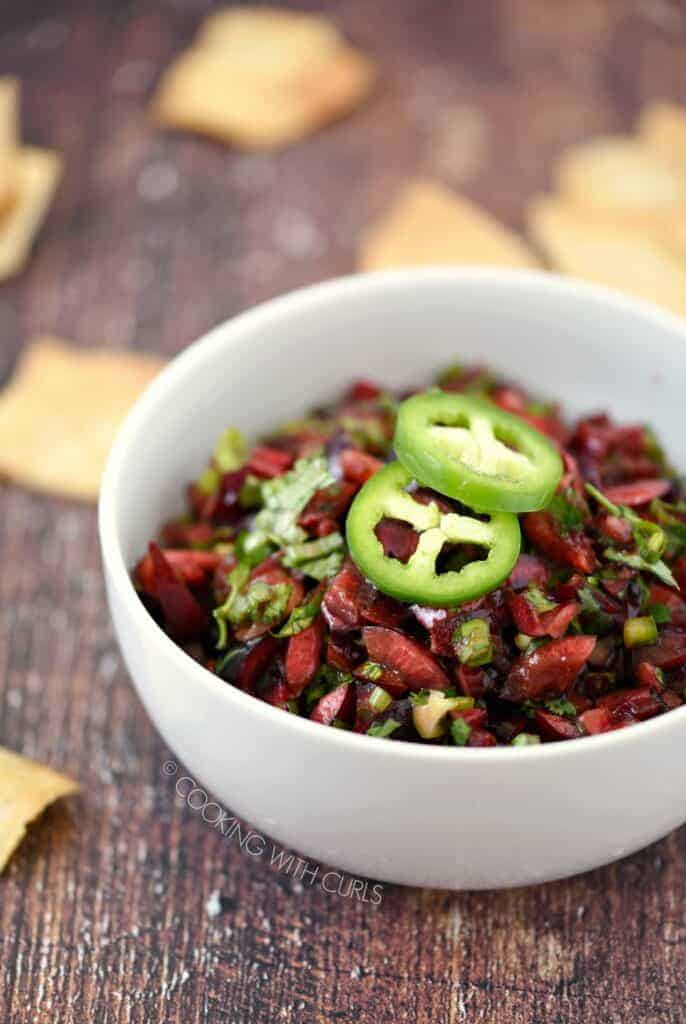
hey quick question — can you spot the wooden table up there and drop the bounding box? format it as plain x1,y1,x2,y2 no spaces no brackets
1,2,686,1021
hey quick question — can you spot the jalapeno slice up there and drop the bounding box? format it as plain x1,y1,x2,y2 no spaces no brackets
346,462,521,606
394,391,562,514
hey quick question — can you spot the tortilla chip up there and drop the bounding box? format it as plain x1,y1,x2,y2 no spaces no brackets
197,6,342,77
0,746,79,873
152,5,374,149
359,180,539,271
0,337,165,500
554,136,686,221
527,195,686,318
639,102,686,173
617,209,686,262
0,76,19,150
668,217,686,258
0,147,62,281
0,76,20,217
0,158,16,218
153,42,374,149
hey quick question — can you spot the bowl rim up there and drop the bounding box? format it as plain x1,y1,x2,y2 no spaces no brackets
99,266,686,764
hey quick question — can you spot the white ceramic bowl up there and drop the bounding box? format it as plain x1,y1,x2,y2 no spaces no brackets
99,269,686,890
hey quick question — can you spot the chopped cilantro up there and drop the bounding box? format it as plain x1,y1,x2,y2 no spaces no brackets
234,530,274,568
280,416,333,437
587,483,672,572
274,590,324,637
632,575,651,611
339,415,391,454
213,564,249,647
252,453,334,548
642,426,669,471
521,700,537,719
282,531,344,580
377,392,399,416
544,696,577,718
647,602,672,624
301,551,344,581
577,585,614,634
450,719,472,746
436,363,465,386
238,474,262,509
303,666,352,711
368,719,401,739
526,400,555,417
213,566,291,648
237,579,291,627
547,490,585,536
651,498,686,558
409,690,430,706
315,664,353,689
459,371,496,396
584,483,620,517
577,586,600,613
214,645,245,677
303,679,328,710
603,547,677,590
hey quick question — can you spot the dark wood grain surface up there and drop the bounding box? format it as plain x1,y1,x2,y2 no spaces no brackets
2,2,686,1021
